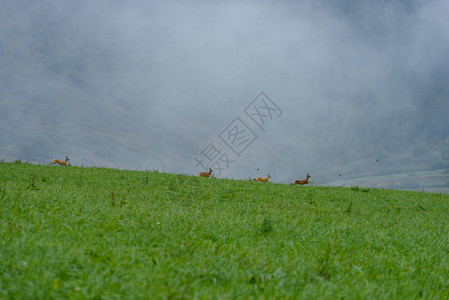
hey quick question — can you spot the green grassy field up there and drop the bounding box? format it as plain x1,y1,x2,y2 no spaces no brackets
326,169,449,194
1,162,449,299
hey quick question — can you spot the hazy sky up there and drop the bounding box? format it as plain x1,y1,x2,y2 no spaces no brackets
1,0,448,184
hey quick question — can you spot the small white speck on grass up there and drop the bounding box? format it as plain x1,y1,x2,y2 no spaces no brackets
157,222,160,225
353,265,364,274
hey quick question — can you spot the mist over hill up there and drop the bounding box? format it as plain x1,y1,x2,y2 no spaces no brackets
1,0,448,187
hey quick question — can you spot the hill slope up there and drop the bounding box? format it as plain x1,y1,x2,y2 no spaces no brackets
327,169,449,194
1,162,449,298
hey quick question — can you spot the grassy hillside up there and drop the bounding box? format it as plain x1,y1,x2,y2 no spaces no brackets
1,162,449,299
326,169,449,194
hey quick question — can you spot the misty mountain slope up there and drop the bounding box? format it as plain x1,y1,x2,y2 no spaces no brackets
1,0,449,189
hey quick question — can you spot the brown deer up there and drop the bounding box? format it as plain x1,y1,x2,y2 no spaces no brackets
48,156,70,166
253,174,271,182
292,173,312,185
200,168,213,178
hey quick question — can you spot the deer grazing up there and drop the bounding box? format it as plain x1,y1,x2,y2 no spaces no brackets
199,168,213,178
253,174,271,182
292,173,312,185
48,156,70,166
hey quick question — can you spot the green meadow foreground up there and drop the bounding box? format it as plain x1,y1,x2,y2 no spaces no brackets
1,162,449,299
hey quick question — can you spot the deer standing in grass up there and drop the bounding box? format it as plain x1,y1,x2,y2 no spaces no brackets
200,168,213,178
48,156,70,166
253,174,271,182
292,173,312,185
